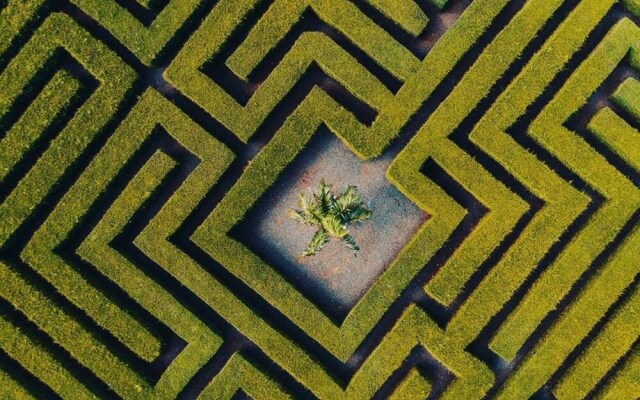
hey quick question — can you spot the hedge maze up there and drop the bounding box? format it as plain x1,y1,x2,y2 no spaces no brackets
0,0,638,398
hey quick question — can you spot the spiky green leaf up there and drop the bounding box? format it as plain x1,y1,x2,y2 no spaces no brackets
302,229,330,256
341,234,360,256
346,204,373,223
322,214,347,238
314,179,333,214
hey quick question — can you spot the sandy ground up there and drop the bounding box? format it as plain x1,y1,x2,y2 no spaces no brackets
235,130,428,318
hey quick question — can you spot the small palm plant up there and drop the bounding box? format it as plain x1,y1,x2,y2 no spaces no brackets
288,180,373,257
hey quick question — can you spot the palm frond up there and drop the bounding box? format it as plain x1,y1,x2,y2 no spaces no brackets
298,192,311,211
335,185,360,211
289,193,323,226
314,179,333,214
287,209,313,225
302,229,330,256
291,181,372,256
346,204,373,223
341,234,360,255
322,214,347,238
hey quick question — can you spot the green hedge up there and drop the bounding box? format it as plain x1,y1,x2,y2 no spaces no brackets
390,0,593,351
168,14,394,151
192,88,413,360
0,70,80,182
363,0,428,36
76,89,229,397
188,0,515,364
588,107,640,170
554,286,639,400
0,12,160,361
613,76,640,120
490,17,640,362
166,0,509,157
69,0,201,65
0,309,95,399
3,85,231,398
623,0,640,18
497,225,640,399
78,145,220,397
594,351,640,400
1,0,636,397
226,0,421,81
389,368,431,400
0,262,116,400
200,354,291,399
0,0,44,55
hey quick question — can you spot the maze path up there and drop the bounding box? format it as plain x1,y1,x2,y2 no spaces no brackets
0,0,638,398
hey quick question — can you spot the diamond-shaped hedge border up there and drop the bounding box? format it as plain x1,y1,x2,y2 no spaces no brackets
192,88,455,361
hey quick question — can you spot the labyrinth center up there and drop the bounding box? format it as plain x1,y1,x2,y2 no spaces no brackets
0,0,638,399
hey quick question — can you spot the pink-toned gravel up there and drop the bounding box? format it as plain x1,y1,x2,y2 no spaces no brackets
250,132,428,311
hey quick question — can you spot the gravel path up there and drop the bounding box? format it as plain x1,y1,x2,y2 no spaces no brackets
235,130,428,319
